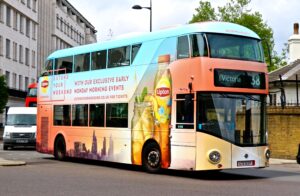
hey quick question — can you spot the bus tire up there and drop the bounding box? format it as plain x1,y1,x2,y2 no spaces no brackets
54,136,66,161
142,142,161,173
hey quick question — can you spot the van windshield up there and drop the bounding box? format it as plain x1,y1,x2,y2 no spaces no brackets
6,114,36,126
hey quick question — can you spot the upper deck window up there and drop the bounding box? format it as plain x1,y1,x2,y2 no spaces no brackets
42,60,53,76
177,35,190,59
190,34,208,57
108,46,130,68
206,33,264,62
54,56,73,74
74,53,90,72
131,44,141,63
92,50,107,70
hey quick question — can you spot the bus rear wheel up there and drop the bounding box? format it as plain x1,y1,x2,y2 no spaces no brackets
142,142,161,173
54,136,66,161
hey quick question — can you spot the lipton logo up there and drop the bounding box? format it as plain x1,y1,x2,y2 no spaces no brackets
156,87,170,97
41,80,49,88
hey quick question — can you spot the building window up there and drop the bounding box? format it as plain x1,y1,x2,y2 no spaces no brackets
5,71,10,87
27,0,31,9
32,0,37,12
31,50,35,68
19,45,23,63
0,36,3,56
0,3,4,23
19,75,23,90
32,23,36,40
6,6,11,27
13,42,17,61
56,15,59,29
13,9,18,30
25,48,30,66
12,73,17,89
20,15,24,34
26,18,30,37
60,17,63,31
24,76,29,91
6,39,11,59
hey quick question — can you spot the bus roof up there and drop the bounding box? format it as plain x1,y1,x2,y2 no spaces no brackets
27,82,37,89
47,21,260,59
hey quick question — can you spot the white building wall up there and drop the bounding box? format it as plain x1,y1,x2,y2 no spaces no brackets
0,0,38,124
0,0,37,91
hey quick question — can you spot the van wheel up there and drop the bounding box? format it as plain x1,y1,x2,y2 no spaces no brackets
54,136,66,161
142,142,161,173
3,144,9,150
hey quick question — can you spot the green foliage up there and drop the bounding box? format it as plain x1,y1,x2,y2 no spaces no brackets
189,0,287,71
0,75,8,114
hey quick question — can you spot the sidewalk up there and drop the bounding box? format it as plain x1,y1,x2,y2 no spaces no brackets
269,158,297,165
0,158,26,166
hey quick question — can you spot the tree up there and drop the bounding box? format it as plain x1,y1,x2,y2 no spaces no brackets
189,0,287,71
0,75,8,114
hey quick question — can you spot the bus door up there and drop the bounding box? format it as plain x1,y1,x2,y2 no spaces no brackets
37,104,52,153
170,94,196,170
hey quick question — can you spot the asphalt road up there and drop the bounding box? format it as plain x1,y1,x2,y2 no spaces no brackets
0,145,300,196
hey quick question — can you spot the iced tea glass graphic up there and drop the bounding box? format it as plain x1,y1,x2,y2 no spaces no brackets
131,102,154,165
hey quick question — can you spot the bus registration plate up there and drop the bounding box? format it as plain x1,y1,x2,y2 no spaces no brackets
237,160,255,167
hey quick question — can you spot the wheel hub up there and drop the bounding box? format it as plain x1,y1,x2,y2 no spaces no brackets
148,150,159,167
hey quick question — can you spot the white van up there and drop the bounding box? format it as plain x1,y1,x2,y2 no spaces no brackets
3,107,37,150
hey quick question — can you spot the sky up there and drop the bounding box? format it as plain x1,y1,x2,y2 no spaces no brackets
68,0,300,54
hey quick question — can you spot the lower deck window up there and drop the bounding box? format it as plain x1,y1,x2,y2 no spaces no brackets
106,103,128,128
54,105,71,126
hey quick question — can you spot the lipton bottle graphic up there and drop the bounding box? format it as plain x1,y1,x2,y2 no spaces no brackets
154,54,172,168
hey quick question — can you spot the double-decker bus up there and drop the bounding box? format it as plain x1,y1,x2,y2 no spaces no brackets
25,82,37,107
37,22,270,173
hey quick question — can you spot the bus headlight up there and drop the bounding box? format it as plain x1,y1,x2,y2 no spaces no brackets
208,150,221,164
265,149,271,160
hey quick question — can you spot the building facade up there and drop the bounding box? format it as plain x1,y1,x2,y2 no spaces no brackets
269,23,300,106
0,0,97,126
0,0,38,108
38,0,97,75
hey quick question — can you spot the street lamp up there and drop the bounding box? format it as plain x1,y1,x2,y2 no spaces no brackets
132,0,152,32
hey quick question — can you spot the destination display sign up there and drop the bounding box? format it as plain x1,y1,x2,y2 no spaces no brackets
214,69,265,89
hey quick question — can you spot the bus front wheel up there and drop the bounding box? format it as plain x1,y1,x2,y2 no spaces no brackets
142,142,161,173
54,136,66,161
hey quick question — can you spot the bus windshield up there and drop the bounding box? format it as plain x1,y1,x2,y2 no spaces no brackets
197,93,266,146
27,87,37,97
206,33,264,62
6,114,36,126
